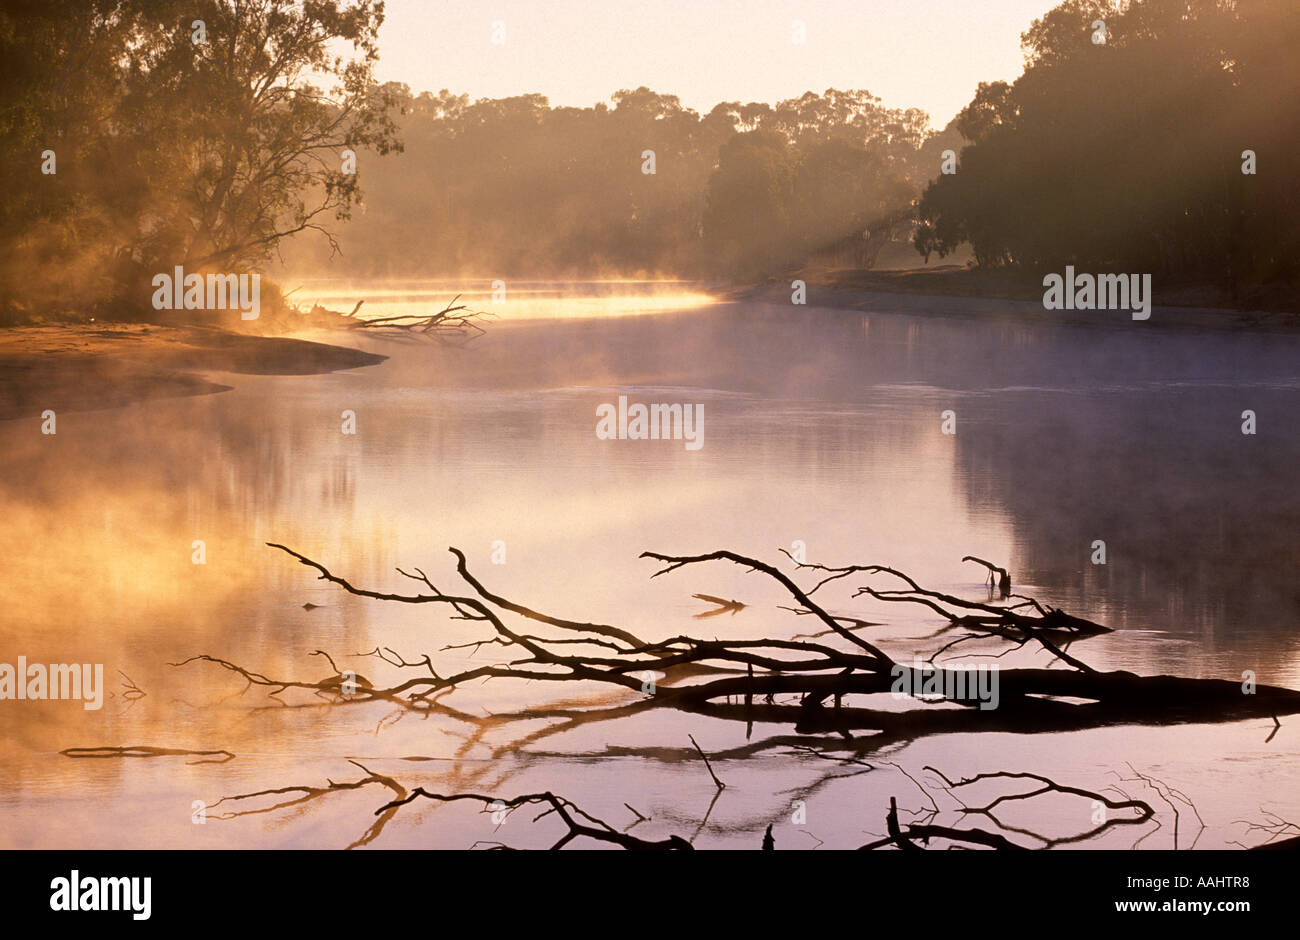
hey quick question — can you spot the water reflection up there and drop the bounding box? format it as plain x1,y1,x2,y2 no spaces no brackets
1,288,1297,847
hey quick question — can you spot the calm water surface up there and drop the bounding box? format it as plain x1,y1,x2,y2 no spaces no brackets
1,282,1297,848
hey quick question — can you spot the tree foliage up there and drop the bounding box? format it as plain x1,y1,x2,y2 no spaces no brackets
281,85,930,278
914,0,1300,294
0,0,399,316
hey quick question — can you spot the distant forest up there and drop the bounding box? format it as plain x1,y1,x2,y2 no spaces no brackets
277,84,947,278
284,0,1300,299
2,0,1297,322
917,0,1299,299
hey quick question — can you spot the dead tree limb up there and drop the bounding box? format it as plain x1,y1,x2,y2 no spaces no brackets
689,734,727,791
206,760,405,849
167,544,1300,745
60,745,235,764
375,789,693,850
962,555,1011,597
347,294,494,340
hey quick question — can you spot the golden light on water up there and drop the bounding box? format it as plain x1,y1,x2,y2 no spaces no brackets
292,281,719,323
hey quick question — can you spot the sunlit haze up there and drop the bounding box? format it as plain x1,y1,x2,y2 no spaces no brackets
373,0,1062,126
4,0,1300,880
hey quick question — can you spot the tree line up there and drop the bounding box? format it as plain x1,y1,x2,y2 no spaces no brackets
916,0,1299,300
277,84,942,279
2,0,1295,323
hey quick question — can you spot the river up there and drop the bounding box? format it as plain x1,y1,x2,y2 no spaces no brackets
1,281,1297,848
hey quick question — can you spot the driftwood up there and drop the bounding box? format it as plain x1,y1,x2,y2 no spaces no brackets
118,671,146,702
962,555,1012,597
60,745,235,764
378,789,694,850
306,293,493,341
168,543,1300,744
196,757,1257,851
777,549,1109,648
189,738,1298,850
156,541,1300,849
864,768,1154,850
206,759,404,849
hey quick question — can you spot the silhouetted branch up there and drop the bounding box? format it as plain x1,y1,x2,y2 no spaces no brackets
164,544,1300,747
344,294,494,340
61,745,235,764
375,788,693,850
689,734,727,791
207,760,405,849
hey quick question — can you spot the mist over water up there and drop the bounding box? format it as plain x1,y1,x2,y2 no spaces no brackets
293,278,719,321
2,282,1297,848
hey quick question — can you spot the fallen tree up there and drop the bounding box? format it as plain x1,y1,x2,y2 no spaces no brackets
151,541,1300,849
296,294,492,343
170,543,1300,744
197,757,1258,851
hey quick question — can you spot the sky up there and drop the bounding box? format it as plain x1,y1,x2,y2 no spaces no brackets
372,0,1063,128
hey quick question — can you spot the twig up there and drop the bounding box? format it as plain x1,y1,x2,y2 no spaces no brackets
689,734,726,791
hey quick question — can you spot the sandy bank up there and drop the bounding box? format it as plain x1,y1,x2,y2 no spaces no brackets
0,324,387,421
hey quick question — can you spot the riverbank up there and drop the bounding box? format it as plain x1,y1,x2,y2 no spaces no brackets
0,324,387,421
739,265,1300,333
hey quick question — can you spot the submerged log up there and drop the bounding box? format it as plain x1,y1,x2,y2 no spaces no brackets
164,543,1300,745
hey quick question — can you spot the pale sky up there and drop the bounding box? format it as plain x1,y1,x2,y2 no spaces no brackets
373,0,1063,128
